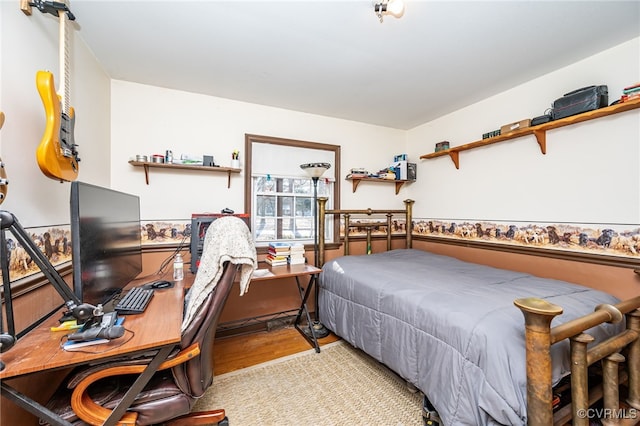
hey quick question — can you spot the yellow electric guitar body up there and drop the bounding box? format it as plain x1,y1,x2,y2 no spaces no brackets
36,70,78,181
34,1,80,182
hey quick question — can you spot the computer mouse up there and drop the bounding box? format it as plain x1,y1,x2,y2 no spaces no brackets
150,280,173,289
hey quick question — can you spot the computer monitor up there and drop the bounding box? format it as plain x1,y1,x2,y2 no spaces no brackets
70,181,142,307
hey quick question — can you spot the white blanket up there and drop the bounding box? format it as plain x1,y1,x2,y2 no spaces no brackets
181,216,257,331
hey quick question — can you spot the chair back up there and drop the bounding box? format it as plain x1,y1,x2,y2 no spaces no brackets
171,261,239,397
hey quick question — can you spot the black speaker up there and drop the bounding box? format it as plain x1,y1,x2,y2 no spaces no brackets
407,163,417,181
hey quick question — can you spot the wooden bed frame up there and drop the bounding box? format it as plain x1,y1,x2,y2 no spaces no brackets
317,197,640,425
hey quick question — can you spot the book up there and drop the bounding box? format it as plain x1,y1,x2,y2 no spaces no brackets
288,243,306,265
268,242,291,258
288,256,305,265
290,243,305,253
268,242,291,251
63,338,110,351
266,253,288,261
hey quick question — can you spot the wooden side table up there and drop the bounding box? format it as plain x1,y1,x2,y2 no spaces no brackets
251,263,322,352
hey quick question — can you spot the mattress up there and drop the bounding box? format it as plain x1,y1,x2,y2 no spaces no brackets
318,249,623,425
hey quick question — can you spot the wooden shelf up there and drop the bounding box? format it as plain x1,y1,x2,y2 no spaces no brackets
420,97,640,169
128,160,241,187
346,176,414,195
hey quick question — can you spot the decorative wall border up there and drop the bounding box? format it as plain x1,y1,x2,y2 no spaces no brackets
337,215,640,261
140,219,190,245
413,219,640,260
1,219,192,284
4,217,638,285
2,224,72,283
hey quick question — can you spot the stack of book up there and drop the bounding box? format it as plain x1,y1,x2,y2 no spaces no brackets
288,243,305,265
621,82,640,102
266,242,290,266
346,168,368,179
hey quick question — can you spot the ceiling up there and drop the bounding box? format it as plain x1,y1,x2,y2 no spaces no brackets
66,1,640,130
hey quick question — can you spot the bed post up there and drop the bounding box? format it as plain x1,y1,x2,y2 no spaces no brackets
404,199,414,248
386,213,393,251
514,297,563,426
318,197,327,267
570,333,594,426
343,213,351,256
626,310,640,410
602,352,626,426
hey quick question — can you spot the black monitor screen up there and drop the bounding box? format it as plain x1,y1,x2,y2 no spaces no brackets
70,181,142,306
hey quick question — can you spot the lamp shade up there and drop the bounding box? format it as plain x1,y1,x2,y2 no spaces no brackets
300,162,331,178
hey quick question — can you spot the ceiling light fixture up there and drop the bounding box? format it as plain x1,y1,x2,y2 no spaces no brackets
374,0,405,23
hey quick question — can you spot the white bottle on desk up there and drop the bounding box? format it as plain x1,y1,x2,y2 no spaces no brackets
173,253,184,281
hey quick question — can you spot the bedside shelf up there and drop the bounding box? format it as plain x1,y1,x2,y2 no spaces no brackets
420,97,640,169
128,160,241,186
346,176,414,195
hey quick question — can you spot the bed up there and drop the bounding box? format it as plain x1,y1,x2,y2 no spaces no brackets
315,199,640,426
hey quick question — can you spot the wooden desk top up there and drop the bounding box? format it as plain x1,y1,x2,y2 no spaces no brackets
250,263,321,282
0,275,188,380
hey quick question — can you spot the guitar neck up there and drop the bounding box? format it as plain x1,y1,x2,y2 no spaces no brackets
59,7,70,115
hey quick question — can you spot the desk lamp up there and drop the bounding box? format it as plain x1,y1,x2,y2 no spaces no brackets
300,162,331,338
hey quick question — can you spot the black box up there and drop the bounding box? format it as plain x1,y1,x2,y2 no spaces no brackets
203,155,215,167
190,213,250,273
407,162,417,181
552,85,608,120
531,114,552,126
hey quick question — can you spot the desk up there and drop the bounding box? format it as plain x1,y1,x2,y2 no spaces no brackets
0,274,187,426
251,263,322,353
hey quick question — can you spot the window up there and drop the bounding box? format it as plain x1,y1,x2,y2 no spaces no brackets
252,175,332,242
244,135,340,246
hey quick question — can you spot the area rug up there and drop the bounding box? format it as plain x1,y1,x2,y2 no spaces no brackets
193,340,423,425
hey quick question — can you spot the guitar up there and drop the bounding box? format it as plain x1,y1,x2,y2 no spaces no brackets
0,111,7,203
34,0,80,182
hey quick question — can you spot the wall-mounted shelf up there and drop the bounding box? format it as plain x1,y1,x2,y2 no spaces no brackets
128,160,241,187
346,176,414,195
420,98,640,169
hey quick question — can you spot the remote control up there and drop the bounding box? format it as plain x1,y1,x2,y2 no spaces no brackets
100,311,118,328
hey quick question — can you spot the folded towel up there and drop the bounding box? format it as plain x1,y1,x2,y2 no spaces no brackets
181,216,257,331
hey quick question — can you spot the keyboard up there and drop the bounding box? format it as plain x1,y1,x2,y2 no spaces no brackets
114,286,154,315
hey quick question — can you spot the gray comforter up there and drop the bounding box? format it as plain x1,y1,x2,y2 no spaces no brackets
318,249,623,425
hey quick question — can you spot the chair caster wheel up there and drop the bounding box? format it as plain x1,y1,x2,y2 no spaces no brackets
218,416,230,426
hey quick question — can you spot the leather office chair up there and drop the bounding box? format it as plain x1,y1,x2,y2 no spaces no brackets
42,216,257,425
41,260,240,426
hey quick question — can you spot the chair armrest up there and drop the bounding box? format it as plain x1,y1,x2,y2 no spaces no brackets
70,343,201,426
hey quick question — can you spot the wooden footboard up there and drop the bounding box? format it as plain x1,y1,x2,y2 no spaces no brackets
316,197,414,266
515,296,640,425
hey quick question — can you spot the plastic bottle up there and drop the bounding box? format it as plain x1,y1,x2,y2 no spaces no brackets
173,253,184,281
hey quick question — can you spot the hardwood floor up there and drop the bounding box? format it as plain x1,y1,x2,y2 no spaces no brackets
213,326,340,374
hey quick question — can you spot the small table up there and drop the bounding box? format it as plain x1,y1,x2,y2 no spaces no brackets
251,263,322,352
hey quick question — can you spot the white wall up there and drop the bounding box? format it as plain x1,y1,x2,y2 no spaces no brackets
0,2,111,227
406,38,640,227
110,81,406,221
3,0,638,233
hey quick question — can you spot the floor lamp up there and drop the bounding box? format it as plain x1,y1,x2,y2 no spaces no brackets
300,162,331,338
